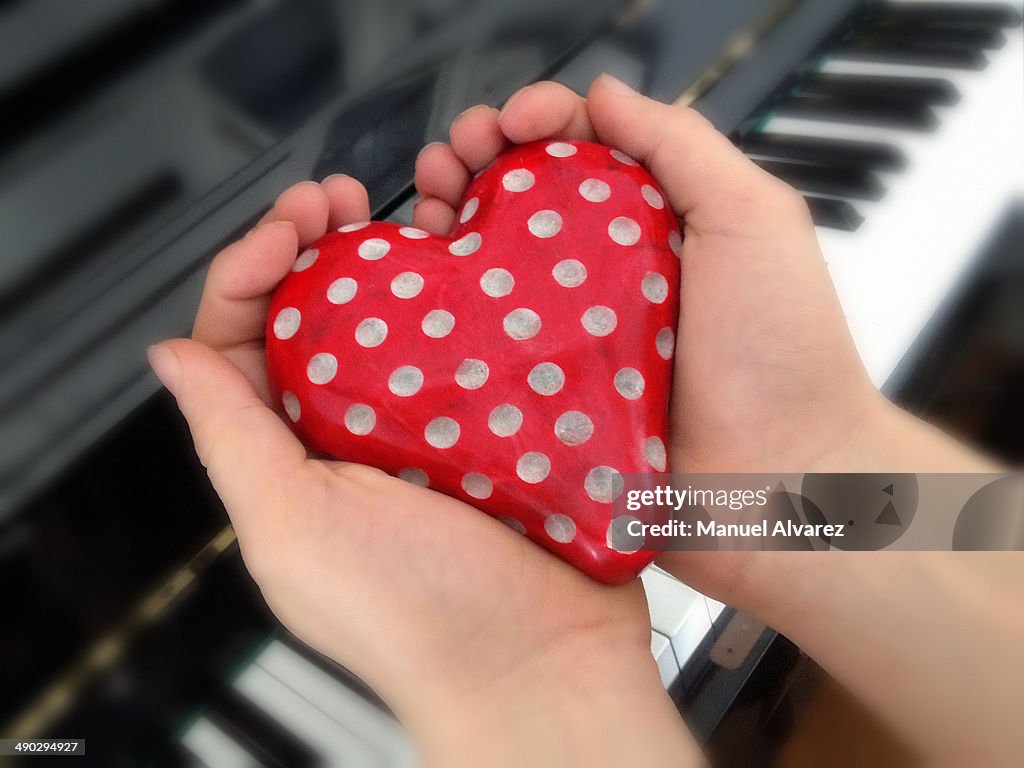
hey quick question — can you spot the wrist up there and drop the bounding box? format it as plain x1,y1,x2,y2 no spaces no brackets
404,634,703,768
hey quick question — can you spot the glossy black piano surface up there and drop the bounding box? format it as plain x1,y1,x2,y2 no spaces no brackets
2,0,1022,765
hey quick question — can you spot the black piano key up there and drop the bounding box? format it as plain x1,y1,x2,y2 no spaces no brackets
776,91,939,131
804,196,864,231
753,158,885,201
864,2,1024,30
738,134,907,172
208,690,320,768
851,25,1007,50
834,37,989,70
797,72,960,107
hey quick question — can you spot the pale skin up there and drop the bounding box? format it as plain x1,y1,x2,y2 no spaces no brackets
149,75,1023,767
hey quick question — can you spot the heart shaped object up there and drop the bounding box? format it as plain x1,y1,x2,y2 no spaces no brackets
266,140,680,584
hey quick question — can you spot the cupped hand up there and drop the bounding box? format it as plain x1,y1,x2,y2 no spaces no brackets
413,75,882,605
150,174,693,765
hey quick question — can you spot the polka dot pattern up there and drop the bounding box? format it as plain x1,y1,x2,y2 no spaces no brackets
307,353,337,385
266,139,679,585
391,272,423,299
273,307,301,340
422,309,455,338
527,210,562,238
480,268,514,297
344,404,376,435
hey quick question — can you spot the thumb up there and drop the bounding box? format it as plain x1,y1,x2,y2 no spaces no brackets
148,339,308,524
586,74,807,236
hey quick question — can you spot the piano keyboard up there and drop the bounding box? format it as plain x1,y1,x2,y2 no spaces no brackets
178,582,722,768
733,0,1024,389
181,640,414,767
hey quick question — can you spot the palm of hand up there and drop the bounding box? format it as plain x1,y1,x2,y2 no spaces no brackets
184,173,649,718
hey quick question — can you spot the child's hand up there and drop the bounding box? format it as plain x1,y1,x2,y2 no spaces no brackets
149,179,697,766
415,76,1015,766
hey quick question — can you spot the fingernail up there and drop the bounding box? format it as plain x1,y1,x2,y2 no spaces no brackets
148,344,181,397
320,173,350,184
417,141,446,158
454,103,488,122
597,73,637,96
501,85,530,113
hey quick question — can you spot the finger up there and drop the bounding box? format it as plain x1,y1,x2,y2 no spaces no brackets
411,196,457,234
193,221,299,349
415,142,471,208
586,74,804,236
258,180,331,245
321,174,371,230
498,81,596,144
148,339,308,525
449,105,508,172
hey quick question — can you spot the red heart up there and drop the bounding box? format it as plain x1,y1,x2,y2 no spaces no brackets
266,140,680,584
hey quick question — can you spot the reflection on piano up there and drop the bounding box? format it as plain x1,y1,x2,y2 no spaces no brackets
2,0,1021,765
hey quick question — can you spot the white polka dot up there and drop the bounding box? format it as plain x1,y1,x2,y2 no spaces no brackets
581,306,617,337
585,466,624,503
273,307,301,340
554,411,594,446
546,142,577,158
449,232,482,256
501,516,526,534
455,359,489,389
355,317,388,347
488,404,523,437
502,168,535,192
611,148,638,166
516,452,551,483
338,221,369,233
641,272,669,303
503,308,541,340
608,217,641,246
656,327,675,360
327,277,358,305
282,391,300,422
527,210,562,239
422,309,455,338
480,268,514,297
398,467,429,486
644,436,667,471
545,514,576,543
668,229,683,257
358,238,390,260
400,226,429,239
389,366,423,397
307,353,338,385
641,184,665,209
614,367,645,400
578,178,611,203
462,472,493,499
528,362,565,396
425,417,460,449
552,259,587,287
293,248,318,272
391,271,423,299
607,515,642,554
344,404,376,435
459,197,480,223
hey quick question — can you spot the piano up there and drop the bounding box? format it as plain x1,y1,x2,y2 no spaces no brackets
2,0,1021,765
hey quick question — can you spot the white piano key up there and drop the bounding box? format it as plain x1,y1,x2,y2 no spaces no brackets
640,568,714,667
180,716,260,768
253,641,414,766
234,664,382,767
651,631,680,689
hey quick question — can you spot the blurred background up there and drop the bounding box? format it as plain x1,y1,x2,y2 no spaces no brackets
1,0,1021,765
